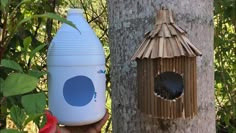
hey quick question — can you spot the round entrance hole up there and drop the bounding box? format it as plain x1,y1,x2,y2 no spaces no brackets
154,72,184,100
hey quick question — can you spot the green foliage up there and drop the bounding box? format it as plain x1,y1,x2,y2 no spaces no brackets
9,106,27,130
21,93,46,115
0,59,23,72
0,0,77,131
0,129,23,133
214,0,236,132
1,73,39,96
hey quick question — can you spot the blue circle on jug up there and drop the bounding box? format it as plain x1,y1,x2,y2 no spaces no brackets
63,75,95,107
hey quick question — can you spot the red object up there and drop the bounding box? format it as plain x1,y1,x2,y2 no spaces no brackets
39,111,60,133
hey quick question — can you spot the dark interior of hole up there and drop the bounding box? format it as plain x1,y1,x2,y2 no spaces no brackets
154,72,184,100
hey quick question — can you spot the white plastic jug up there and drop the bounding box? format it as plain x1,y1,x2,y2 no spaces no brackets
47,8,106,126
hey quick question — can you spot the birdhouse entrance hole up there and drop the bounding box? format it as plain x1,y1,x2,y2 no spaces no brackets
154,72,184,100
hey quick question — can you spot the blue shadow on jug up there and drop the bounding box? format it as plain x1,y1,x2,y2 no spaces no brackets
63,75,95,107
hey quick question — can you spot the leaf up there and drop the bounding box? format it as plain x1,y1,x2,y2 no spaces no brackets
0,78,3,92
16,13,78,31
0,59,23,72
24,113,43,127
39,113,47,128
16,17,32,29
0,129,23,133
2,73,39,96
9,106,27,130
14,0,31,9
23,36,32,49
9,0,31,17
1,0,9,11
29,44,47,60
21,93,46,115
35,13,78,30
28,70,47,78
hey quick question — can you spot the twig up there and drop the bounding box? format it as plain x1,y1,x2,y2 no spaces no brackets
0,97,6,105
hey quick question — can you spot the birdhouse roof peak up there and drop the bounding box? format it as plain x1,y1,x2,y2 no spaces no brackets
131,8,202,60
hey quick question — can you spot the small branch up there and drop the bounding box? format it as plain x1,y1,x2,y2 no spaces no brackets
68,0,76,8
34,18,42,38
0,97,6,105
79,0,89,21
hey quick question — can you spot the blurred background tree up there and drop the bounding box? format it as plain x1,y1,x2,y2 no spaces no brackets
214,0,236,132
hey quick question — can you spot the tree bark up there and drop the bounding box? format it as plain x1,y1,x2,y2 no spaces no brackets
108,0,215,133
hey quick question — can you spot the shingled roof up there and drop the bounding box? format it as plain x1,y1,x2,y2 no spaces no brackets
131,9,202,60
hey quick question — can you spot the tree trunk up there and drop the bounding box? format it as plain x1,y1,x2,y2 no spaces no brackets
108,0,215,133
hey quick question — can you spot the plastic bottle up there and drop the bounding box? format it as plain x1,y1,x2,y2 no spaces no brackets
47,8,106,126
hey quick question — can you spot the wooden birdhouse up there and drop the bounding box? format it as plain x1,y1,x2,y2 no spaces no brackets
131,8,202,119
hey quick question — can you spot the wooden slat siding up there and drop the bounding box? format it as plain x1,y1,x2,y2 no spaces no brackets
169,101,172,119
188,57,192,117
183,57,187,117
193,58,197,115
147,59,150,114
161,59,165,118
176,99,178,118
137,61,141,112
154,60,158,116
148,60,151,115
186,57,191,117
166,100,169,118
176,98,179,118
188,58,192,118
165,100,168,118
162,98,165,119
169,58,172,71
143,60,147,113
149,59,155,114
172,100,175,119
190,58,194,117
147,59,151,115
185,57,189,117
181,57,185,118
150,60,155,115
157,97,160,117
169,100,171,118
174,57,176,72
140,61,144,113
137,61,141,111
157,59,161,117
181,97,184,117
179,97,182,117
146,60,149,114
172,100,176,118
164,59,168,118
173,100,176,118
180,97,184,117
142,61,145,113
163,99,166,118
141,61,145,112
160,97,163,118
170,58,173,72
177,97,180,118
177,97,181,117
150,60,153,115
